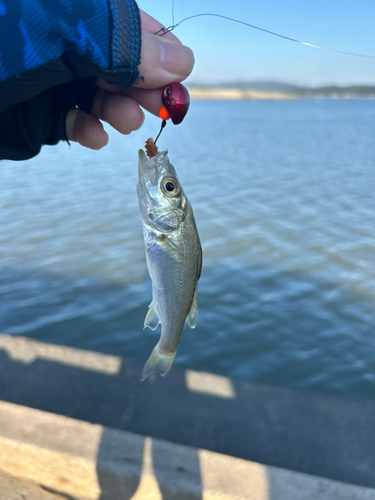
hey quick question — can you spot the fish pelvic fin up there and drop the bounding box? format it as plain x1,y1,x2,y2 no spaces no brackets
144,303,160,330
140,344,177,381
187,289,198,329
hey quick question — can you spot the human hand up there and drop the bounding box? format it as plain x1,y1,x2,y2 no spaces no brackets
66,10,194,150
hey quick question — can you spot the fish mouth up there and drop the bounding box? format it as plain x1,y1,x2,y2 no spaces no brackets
138,149,168,188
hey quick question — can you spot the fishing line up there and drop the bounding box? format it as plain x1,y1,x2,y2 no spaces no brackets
154,12,375,60
171,0,176,29
154,119,167,146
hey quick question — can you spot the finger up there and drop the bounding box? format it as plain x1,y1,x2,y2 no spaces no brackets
139,9,181,44
91,89,145,134
96,28,194,91
66,108,109,149
95,82,165,118
125,87,164,117
135,30,194,89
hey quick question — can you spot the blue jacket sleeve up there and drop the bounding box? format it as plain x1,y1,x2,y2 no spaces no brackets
0,0,141,160
0,0,141,110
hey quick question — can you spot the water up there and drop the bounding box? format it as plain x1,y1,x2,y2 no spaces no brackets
1,99,374,400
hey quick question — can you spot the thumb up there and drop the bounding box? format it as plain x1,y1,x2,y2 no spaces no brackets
135,30,195,89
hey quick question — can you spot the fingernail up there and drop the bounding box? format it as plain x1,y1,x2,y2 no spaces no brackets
159,39,195,76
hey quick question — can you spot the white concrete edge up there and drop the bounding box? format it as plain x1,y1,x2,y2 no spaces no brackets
0,401,375,500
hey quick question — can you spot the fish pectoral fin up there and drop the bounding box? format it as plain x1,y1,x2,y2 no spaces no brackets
187,289,198,329
144,303,160,330
138,149,148,166
156,235,185,262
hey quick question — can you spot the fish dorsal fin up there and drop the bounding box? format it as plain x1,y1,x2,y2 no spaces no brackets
144,303,160,330
187,289,198,329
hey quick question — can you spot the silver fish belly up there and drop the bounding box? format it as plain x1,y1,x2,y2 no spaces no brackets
137,149,202,381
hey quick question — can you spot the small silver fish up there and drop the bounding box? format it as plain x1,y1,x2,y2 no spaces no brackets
137,149,202,381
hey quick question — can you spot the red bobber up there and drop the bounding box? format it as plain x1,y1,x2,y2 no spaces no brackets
161,82,190,125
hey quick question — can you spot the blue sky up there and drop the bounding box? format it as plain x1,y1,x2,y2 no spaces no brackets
138,0,375,86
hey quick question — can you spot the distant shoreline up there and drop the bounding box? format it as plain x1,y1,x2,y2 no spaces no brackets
188,88,298,100
187,86,375,100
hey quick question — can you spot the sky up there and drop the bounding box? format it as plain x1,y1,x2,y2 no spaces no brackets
137,0,375,86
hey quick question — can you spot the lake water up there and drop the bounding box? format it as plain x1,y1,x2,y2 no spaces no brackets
0,99,374,401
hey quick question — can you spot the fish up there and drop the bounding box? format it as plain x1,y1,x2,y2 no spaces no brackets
137,148,202,381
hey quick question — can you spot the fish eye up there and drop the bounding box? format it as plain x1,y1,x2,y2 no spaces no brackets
162,177,180,196
163,86,172,97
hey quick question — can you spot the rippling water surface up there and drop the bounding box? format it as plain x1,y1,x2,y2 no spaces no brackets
1,99,374,400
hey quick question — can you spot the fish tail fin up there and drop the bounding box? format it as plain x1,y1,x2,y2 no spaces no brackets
140,344,177,382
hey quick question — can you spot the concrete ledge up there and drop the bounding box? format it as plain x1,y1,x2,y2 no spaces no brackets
0,333,375,492
1,400,375,500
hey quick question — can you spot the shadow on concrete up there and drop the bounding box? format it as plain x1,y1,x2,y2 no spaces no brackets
0,342,374,493
0,346,205,499
96,426,143,500
95,427,203,499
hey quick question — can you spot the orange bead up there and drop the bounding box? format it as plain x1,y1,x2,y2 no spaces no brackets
159,107,170,120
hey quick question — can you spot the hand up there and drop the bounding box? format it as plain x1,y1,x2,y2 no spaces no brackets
66,10,195,149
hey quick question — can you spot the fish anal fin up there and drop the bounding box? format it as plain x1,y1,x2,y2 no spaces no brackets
187,289,198,329
144,303,160,330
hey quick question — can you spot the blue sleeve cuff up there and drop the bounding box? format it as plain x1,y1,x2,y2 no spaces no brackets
108,0,141,86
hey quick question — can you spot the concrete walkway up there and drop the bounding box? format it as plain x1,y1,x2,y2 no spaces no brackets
0,333,374,499
1,400,375,500
0,470,68,500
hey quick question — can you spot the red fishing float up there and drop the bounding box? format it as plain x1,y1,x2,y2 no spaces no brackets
154,83,190,145
161,82,190,125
